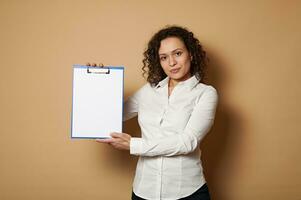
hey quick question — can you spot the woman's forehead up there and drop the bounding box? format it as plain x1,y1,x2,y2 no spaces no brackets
159,37,186,54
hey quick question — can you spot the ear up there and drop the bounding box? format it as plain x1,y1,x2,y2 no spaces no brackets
190,54,193,61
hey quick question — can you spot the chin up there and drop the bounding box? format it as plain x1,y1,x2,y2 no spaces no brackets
168,73,185,80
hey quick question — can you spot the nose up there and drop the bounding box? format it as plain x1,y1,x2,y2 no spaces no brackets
168,55,176,67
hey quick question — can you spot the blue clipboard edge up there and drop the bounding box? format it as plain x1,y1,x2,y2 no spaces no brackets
70,64,124,139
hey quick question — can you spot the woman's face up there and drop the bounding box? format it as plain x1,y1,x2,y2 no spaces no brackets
158,37,192,84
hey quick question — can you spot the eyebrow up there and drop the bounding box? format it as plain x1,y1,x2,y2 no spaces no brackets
159,48,184,56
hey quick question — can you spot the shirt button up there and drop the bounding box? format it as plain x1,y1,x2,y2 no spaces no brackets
159,118,163,125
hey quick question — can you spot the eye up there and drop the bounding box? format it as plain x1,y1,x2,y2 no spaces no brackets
175,51,182,56
160,56,167,61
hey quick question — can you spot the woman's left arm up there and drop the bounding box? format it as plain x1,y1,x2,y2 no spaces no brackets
130,86,218,156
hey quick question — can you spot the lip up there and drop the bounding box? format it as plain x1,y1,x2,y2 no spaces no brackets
170,68,180,73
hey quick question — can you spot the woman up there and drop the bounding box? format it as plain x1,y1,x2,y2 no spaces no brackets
96,26,218,200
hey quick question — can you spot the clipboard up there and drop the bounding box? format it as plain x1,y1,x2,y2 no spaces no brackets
71,64,124,139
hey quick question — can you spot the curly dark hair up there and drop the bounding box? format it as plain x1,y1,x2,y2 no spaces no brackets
142,25,208,87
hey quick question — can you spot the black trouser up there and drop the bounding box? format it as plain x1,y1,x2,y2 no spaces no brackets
131,183,211,200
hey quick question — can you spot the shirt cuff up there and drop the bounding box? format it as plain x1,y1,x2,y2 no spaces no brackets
130,137,143,155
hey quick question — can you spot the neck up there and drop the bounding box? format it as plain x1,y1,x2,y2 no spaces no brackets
168,74,192,88
168,79,178,88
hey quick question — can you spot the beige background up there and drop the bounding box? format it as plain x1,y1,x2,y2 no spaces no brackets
1,0,300,199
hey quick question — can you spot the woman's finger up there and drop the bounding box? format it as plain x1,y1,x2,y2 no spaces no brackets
96,138,113,143
110,132,119,138
85,62,104,67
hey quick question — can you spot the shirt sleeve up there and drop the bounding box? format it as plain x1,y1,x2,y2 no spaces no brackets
123,96,138,121
123,84,146,121
130,86,218,157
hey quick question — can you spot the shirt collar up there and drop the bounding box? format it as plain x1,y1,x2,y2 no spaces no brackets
155,75,199,90
155,76,169,89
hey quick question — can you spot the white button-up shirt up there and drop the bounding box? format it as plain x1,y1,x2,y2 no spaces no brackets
123,75,218,200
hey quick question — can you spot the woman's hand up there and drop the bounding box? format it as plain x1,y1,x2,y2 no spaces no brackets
86,62,104,67
96,132,131,151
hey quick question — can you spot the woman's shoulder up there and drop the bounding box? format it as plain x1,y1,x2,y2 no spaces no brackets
192,83,218,104
138,82,152,92
131,82,152,97
195,82,217,93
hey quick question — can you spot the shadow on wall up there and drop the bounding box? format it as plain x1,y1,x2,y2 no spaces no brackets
201,51,246,200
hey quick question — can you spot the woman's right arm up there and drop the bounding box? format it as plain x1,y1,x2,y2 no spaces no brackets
123,94,139,121
123,84,146,121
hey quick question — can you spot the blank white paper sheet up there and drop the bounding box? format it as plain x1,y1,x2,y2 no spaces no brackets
71,65,124,139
